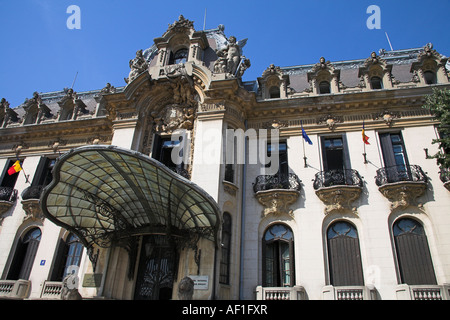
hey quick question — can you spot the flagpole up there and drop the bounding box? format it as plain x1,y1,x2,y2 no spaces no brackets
301,121,307,168
302,134,307,168
362,121,368,164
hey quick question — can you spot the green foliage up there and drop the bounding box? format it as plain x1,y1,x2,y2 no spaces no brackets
422,88,450,169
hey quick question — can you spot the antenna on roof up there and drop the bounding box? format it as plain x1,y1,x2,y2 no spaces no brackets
71,71,78,89
203,8,207,30
385,32,394,51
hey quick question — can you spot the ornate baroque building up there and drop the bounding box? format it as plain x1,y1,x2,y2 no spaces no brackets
0,16,449,300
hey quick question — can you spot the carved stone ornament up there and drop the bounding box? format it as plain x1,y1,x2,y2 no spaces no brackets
378,182,427,212
262,119,288,129
317,114,342,130
255,189,300,218
315,186,362,214
213,36,251,77
22,199,44,222
125,49,149,84
373,110,400,126
153,104,195,134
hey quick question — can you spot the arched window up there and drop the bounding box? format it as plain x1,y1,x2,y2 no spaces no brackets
327,221,364,286
50,233,83,281
7,228,41,280
269,86,280,99
423,71,437,85
169,48,188,65
262,224,295,287
219,212,232,284
370,76,383,89
319,81,331,94
393,218,437,285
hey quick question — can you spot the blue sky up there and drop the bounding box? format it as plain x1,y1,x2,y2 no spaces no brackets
1,0,449,108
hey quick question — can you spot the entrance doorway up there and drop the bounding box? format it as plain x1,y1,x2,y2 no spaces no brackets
134,235,178,300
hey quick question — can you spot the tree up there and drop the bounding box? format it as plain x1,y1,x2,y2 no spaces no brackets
422,88,450,169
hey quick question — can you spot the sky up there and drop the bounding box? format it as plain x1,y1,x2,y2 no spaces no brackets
1,0,450,108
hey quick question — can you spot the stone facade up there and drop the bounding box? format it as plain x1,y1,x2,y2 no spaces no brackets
0,16,449,300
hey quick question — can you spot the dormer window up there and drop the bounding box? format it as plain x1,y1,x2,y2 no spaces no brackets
319,81,331,94
410,44,449,85
370,76,383,89
424,71,436,85
269,86,280,99
307,57,341,95
169,48,188,65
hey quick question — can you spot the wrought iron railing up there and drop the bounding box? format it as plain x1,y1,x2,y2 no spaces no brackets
313,169,363,190
253,173,301,193
375,165,427,186
0,186,18,202
21,185,45,200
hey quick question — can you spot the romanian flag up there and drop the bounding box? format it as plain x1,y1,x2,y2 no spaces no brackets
362,122,370,145
7,160,22,175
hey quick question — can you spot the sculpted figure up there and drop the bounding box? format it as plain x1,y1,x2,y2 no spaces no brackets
178,276,194,300
125,49,149,83
61,273,82,300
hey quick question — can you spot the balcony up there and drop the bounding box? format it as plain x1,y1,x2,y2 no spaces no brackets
322,285,377,300
396,284,450,300
21,185,45,221
40,281,63,299
253,173,301,218
0,280,31,299
313,169,363,214
0,186,18,221
439,168,450,191
375,165,428,212
255,286,307,300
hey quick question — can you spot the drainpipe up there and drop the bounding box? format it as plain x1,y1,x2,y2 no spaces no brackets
239,120,248,299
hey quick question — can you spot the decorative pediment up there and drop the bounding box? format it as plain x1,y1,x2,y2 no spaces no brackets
258,64,290,99
358,52,393,89
306,57,341,94
410,44,449,84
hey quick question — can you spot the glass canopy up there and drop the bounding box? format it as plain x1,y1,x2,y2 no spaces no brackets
40,145,220,250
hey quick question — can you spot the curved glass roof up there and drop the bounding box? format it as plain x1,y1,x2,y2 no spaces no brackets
40,145,220,249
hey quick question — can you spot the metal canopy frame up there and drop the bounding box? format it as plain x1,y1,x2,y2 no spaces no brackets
40,145,221,269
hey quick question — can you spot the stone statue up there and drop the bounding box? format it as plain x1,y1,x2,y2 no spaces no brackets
178,276,194,300
125,49,149,84
213,36,250,77
61,274,82,300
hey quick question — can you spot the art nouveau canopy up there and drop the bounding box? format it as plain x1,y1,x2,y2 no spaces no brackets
40,145,221,251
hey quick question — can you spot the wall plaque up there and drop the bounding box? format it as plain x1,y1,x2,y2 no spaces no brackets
82,273,103,287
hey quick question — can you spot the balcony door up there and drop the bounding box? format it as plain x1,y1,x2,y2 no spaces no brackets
7,228,41,280
379,132,410,181
262,224,295,287
320,136,352,186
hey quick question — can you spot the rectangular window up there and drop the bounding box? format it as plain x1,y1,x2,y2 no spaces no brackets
379,132,410,182
152,134,181,170
266,142,288,178
32,157,56,187
0,159,23,188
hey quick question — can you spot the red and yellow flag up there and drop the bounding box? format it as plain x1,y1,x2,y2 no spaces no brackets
362,122,370,145
7,160,22,175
